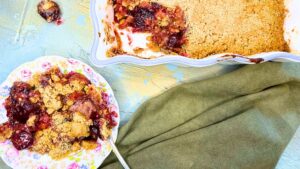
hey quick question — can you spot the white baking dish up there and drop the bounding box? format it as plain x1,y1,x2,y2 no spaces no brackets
90,0,300,67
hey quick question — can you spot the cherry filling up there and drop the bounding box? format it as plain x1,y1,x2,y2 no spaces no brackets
131,7,155,31
5,82,42,124
88,92,118,140
11,124,33,150
105,112,118,127
113,1,187,54
89,125,99,140
3,82,46,150
167,32,185,49
1,68,118,152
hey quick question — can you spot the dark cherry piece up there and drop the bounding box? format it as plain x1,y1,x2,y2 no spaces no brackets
12,101,35,123
131,7,155,30
89,125,99,140
37,0,61,23
10,81,31,97
150,2,162,11
90,111,101,120
5,82,42,124
11,125,33,150
167,32,185,49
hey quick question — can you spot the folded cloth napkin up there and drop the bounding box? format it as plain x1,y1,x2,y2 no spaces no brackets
102,62,300,169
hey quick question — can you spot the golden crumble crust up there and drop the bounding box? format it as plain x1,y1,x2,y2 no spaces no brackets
31,112,93,159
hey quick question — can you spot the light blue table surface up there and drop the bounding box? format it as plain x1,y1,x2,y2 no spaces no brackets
0,0,299,168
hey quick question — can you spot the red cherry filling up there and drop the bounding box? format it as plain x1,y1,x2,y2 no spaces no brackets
5,82,43,124
167,32,186,49
1,68,118,153
131,7,155,31
105,113,117,128
37,113,51,130
113,0,187,54
3,82,45,150
11,125,33,150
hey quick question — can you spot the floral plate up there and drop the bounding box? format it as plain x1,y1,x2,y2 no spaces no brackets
0,56,120,169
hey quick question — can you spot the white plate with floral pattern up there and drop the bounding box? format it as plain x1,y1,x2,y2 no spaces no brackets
0,56,120,169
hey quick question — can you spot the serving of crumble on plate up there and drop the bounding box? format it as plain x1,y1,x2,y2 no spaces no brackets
0,56,119,169
90,0,300,66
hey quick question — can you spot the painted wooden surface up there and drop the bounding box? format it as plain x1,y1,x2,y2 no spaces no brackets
0,0,297,168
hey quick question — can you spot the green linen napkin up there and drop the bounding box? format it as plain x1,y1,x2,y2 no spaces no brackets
102,62,300,169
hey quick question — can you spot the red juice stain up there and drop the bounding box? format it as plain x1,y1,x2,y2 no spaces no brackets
55,18,64,25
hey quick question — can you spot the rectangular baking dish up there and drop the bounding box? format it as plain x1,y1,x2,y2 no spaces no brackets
90,0,300,67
